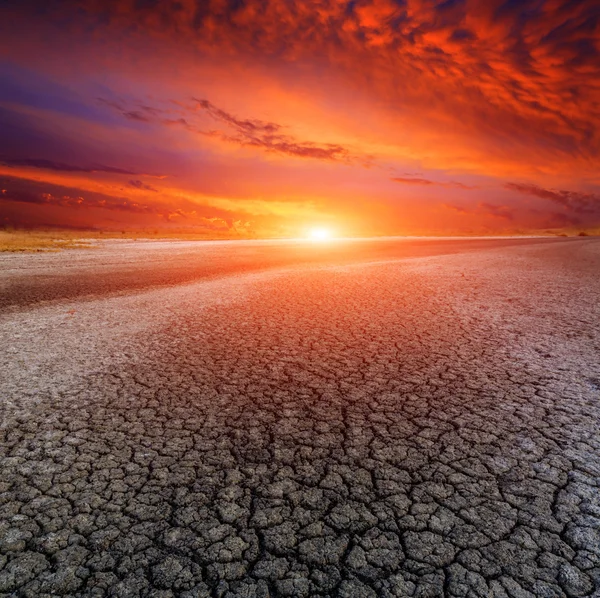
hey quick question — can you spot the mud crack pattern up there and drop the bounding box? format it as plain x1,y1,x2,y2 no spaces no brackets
1,241,600,597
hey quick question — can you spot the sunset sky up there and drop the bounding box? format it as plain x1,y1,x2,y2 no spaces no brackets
1,0,599,237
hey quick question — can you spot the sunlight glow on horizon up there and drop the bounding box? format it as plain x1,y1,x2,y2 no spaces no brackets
308,226,334,242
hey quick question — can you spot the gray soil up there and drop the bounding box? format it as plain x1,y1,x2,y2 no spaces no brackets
1,238,599,597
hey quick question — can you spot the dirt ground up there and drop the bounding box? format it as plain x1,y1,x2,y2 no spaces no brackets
1,237,599,597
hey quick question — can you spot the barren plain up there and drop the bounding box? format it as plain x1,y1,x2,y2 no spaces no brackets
1,237,599,597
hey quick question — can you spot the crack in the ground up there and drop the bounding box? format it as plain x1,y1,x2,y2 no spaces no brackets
1,244,600,597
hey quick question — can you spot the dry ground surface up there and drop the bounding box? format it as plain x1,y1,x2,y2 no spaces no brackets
0,237,599,598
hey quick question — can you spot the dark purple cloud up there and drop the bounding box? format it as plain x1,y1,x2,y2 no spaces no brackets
506,182,600,215
194,98,282,136
129,180,158,192
1,157,164,178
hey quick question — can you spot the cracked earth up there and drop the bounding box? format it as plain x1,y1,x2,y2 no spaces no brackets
1,238,599,597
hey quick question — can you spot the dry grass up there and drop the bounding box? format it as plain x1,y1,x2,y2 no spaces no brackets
0,228,247,252
0,230,94,252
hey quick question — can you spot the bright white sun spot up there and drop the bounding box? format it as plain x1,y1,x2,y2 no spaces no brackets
308,226,333,241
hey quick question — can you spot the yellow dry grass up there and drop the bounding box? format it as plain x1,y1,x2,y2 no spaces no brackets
0,230,94,252
0,228,246,252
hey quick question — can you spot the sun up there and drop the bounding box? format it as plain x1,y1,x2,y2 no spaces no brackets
308,226,333,241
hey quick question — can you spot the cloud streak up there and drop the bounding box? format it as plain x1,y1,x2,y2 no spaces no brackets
392,177,478,190
193,98,356,161
194,98,282,136
129,180,158,192
0,157,165,178
443,202,515,221
506,182,600,215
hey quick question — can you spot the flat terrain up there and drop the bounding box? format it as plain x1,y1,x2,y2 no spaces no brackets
0,237,560,311
1,237,599,597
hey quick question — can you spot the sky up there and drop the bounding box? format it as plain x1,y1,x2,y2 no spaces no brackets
0,0,599,237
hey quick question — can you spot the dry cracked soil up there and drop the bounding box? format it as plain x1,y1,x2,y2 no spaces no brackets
0,237,599,598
